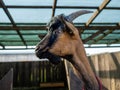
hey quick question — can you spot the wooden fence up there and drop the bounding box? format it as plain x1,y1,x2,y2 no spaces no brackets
65,51,120,90
0,52,120,90
0,68,13,90
0,61,67,89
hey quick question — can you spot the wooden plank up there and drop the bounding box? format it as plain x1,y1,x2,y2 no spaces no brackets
89,55,99,76
98,54,106,86
22,62,26,86
56,62,60,81
14,62,18,86
83,30,105,43
58,61,65,82
30,62,34,86
24,62,30,86
52,65,57,82
104,53,111,90
58,62,63,81
39,61,42,83
111,52,120,65
36,62,40,85
50,64,54,82
43,61,47,82
40,82,64,87
111,52,120,90
40,61,44,83
85,0,110,26
52,0,57,17
91,30,114,44
110,38,120,44
46,61,51,82
109,53,116,90
33,62,37,85
64,60,70,90
1,5,120,10
0,26,120,30
17,62,23,86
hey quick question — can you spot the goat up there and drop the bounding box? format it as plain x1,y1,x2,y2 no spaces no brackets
35,10,108,90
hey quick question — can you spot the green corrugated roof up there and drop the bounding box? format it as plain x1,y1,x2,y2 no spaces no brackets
0,0,120,49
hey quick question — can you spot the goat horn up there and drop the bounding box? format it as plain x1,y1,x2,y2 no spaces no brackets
65,10,93,22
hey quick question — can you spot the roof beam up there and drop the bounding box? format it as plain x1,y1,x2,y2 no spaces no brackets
109,39,120,44
83,30,105,43
91,23,120,44
0,22,118,26
91,30,115,44
85,0,111,26
0,39,117,42
0,0,27,46
52,0,57,17
0,5,120,10
0,25,120,30
0,33,47,35
108,24,120,45
0,32,120,35
0,26,46,30
0,1,14,24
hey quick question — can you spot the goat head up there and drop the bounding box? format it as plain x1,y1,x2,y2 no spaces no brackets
35,10,92,64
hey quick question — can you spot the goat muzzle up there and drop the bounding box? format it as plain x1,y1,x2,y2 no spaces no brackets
35,45,61,65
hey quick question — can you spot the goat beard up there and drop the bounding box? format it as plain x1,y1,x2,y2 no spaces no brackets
46,52,61,64
36,50,61,65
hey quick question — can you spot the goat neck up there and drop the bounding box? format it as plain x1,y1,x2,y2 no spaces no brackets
70,38,99,90
62,22,99,90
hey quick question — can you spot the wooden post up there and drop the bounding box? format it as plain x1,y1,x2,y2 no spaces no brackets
64,60,71,90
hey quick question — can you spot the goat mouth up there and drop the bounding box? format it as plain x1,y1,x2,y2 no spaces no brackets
35,49,61,65
35,49,47,59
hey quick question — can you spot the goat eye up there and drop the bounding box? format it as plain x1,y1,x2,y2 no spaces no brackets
53,30,62,35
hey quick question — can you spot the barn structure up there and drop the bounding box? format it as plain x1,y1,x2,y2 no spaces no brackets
0,0,120,90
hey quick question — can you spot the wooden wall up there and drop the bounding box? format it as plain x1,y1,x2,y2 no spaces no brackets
65,51,120,90
88,52,120,90
0,61,66,87
0,51,120,90
0,54,66,88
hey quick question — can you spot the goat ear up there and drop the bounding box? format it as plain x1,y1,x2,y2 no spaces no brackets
60,16,74,35
63,20,77,35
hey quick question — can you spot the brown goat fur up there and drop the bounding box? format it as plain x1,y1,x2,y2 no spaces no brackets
35,12,108,90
